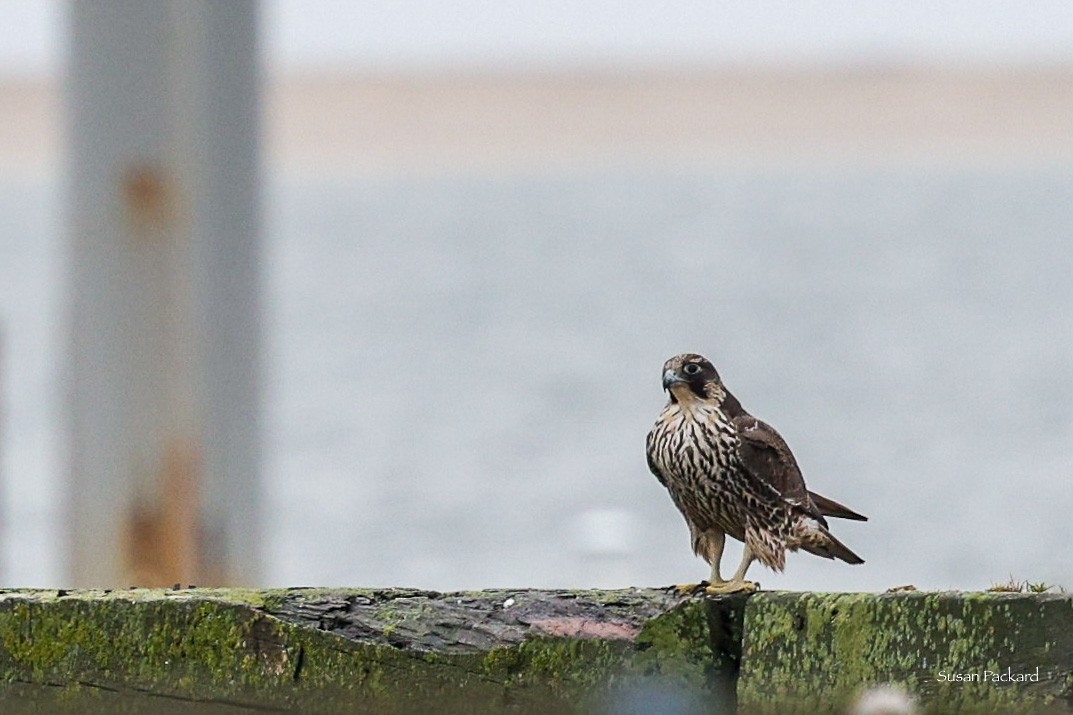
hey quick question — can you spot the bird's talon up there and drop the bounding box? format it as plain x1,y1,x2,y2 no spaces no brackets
672,581,709,595
704,580,759,595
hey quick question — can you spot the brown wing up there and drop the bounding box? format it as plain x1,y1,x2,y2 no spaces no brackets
733,412,869,523
732,413,823,520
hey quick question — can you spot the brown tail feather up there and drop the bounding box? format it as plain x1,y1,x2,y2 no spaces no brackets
809,490,868,522
802,527,865,565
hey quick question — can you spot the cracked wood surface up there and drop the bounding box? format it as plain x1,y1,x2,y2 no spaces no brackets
3,588,1071,713
0,587,736,714
262,587,688,652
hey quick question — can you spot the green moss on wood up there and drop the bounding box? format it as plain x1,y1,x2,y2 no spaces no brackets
0,588,739,713
4,588,1070,714
737,591,1073,715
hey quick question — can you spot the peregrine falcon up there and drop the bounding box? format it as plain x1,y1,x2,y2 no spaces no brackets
646,353,866,594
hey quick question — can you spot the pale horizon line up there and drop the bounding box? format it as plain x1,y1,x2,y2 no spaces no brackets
3,66,1073,174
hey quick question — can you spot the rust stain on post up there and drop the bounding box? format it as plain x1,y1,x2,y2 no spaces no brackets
121,164,176,237
116,162,203,586
124,440,203,587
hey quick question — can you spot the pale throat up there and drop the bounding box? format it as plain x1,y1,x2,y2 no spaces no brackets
667,383,727,423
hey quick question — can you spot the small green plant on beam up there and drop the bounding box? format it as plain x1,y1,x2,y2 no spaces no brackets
987,579,1025,593
986,578,1063,594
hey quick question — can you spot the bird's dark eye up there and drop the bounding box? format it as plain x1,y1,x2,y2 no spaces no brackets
683,363,701,376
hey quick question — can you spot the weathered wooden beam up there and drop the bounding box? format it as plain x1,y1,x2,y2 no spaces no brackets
738,591,1073,715
0,587,745,713
1,589,1070,714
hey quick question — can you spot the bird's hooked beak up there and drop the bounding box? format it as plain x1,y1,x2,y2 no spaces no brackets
662,369,686,391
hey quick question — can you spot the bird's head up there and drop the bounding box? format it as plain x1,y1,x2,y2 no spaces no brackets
661,353,722,403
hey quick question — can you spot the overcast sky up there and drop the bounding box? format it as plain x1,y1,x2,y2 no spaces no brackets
3,0,1073,76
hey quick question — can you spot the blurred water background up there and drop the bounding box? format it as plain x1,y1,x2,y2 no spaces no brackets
1,1,1072,592
4,166,1071,592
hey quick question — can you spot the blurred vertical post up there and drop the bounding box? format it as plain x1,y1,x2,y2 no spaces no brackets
66,2,262,587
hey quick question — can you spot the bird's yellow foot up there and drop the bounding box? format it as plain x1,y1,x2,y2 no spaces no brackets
704,580,758,595
671,581,709,595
